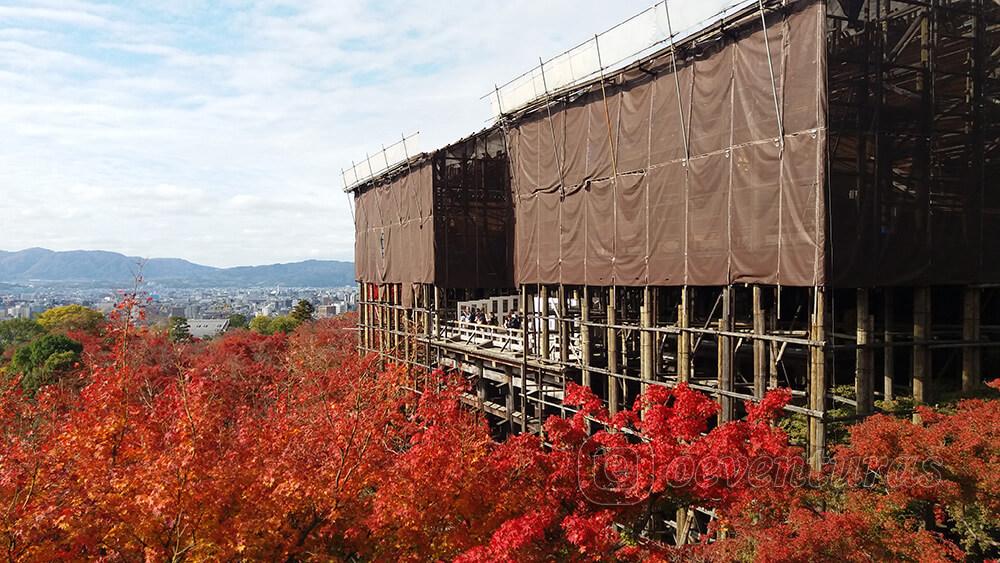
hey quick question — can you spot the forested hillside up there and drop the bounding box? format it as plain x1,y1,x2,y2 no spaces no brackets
0,248,354,287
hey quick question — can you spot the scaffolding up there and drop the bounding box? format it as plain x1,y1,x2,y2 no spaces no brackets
351,0,1000,542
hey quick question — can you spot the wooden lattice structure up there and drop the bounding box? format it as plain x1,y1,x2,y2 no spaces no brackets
351,0,1000,510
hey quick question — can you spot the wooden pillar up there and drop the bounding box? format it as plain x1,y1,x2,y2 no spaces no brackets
422,284,432,366
391,284,403,358
718,286,734,423
359,283,368,354
678,287,691,382
379,285,388,363
962,287,982,392
558,285,568,367
404,285,413,365
808,287,827,471
503,365,514,432
640,286,654,402
752,286,766,399
535,367,544,434
913,287,931,404
580,286,591,389
433,287,442,340
383,286,390,360
675,507,691,547
476,359,486,410
607,286,619,415
369,283,376,356
651,287,660,379
520,285,529,433
856,288,874,416
768,291,779,389
540,285,550,362
369,283,376,354
884,289,895,401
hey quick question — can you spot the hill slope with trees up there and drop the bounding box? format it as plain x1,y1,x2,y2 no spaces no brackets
0,299,996,561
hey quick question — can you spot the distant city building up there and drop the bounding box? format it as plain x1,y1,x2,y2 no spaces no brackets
188,319,230,339
316,304,341,318
9,304,31,319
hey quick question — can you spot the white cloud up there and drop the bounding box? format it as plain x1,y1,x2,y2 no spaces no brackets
0,0,725,267
0,6,111,28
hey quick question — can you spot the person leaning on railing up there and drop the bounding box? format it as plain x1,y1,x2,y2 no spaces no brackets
504,312,521,330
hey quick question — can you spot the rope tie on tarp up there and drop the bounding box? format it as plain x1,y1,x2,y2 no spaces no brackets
758,0,785,155
663,0,690,163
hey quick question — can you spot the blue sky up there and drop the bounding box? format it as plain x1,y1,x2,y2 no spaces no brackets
0,0,723,267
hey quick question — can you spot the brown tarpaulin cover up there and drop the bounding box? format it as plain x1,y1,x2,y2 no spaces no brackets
354,162,435,285
508,0,827,287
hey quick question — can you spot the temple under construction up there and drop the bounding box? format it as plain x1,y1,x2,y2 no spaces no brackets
348,0,1000,507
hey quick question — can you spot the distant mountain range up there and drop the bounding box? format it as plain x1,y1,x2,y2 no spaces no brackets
0,248,355,288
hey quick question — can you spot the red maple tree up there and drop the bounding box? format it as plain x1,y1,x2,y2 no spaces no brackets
1,299,996,561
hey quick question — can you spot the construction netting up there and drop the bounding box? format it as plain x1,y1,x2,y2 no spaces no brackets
433,129,514,289
507,0,827,287
354,129,515,289
826,0,1000,287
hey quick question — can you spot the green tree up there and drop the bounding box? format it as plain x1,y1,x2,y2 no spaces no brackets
227,313,249,330
168,317,192,342
36,305,105,334
269,316,300,334
249,315,299,335
0,318,45,353
249,315,273,335
9,333,83,394
290,300,315,323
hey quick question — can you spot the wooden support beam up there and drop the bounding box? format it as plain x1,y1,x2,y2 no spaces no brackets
808,287,827,471
476,359,486,410
540,285,550,362
913,287,931,404
422,284,432,367
558,285,569,367
678,286,691,382
651,287,660,379
718,286,734,423
520,285,529,433
675,507,691,547
884,289,895,402
378,288,384,362
581,286,591,389
433,287,442,340
962,287,982,392
753,286,766,399
608,286,619,416
641,286,654,403
404,285,413,366
856,288,874,416
769,288,780,390
359,283,367,355
503,365,514,433
393,284,401,357
379,285,388,364
536,367,544,434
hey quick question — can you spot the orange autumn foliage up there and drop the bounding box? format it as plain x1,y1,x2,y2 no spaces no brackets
1,297,996,561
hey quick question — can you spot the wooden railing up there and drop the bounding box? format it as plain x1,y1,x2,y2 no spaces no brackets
440,320,524,353
436,319,579,362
